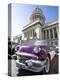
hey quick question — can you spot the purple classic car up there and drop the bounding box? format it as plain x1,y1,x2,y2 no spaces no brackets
15,40,51,73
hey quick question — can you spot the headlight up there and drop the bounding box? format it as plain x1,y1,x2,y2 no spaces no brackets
33,47,41,53
39,48,47,61
15,46,20,51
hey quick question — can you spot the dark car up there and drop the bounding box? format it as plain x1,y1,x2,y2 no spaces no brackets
16,40,51,73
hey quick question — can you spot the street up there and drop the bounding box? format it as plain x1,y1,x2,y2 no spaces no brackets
17,55,58,76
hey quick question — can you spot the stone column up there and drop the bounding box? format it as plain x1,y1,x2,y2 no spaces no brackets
35,28,40,39
48,29,51,46
49,29,51,40
42,31,44,40
56,27,58,39
31,30,33,39
45,30,47,40
52,28,55,39
43,30,46,40
32,30,33,39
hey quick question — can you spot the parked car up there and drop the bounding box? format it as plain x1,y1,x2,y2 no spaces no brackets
16,40,51,73
55,47,59,55
48,46,59,60
48,46,56,60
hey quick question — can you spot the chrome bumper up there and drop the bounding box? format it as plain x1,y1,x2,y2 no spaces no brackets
16,59,47,72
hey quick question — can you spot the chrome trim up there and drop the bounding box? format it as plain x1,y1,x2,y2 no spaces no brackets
16,59,47,72
16,51,38,59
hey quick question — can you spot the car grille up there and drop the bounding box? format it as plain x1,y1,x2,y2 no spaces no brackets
19,55,31,63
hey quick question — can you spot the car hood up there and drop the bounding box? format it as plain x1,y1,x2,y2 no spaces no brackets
16,44,48,60
19,45,48,54
20,45,35,55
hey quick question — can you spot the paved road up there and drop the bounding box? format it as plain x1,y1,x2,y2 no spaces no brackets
17,55,58,76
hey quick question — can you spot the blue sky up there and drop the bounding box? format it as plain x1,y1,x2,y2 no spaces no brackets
11,4,58,40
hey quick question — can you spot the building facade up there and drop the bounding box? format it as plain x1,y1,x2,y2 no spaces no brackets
14,7,59,46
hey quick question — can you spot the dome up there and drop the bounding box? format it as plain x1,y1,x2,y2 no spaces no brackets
30,6,45,25
32,7,43,15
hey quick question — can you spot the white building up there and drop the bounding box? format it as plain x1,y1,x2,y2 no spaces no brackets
14,7,59,46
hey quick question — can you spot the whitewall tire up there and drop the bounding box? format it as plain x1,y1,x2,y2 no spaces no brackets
44,57,50,73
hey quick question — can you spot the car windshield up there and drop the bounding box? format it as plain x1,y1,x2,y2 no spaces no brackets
34,40,48,46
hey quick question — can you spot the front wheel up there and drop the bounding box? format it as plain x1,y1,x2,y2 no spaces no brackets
44,56,50,73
